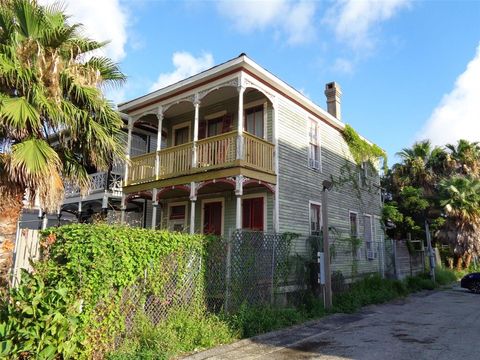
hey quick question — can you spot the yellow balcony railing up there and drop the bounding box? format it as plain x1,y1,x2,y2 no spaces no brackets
126,131,275,186
158,142,192,179
128,152,156,185
197,131,237,170
243,132,275,173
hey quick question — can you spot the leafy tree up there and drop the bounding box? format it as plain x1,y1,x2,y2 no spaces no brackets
381,186,429,239
0,0,125,286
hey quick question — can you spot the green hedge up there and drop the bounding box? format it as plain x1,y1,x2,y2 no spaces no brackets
0,224,207,359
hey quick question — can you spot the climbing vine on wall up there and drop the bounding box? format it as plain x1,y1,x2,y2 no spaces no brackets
342,124,387,172
327,125,386,210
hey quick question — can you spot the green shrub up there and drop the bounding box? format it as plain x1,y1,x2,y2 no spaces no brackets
0,271,84,359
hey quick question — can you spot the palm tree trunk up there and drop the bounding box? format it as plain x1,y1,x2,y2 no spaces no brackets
464,253,473,269
456,256,463,271
0,191,24,289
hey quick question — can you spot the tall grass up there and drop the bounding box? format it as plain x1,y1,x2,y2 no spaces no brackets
435,267,458,284
109,309,235,360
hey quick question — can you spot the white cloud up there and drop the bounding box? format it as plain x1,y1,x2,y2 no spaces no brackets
217,0,316,45
150,52,214,92
325,0,411,49
39,0,129,61
332,58,354,74
418,44,480,146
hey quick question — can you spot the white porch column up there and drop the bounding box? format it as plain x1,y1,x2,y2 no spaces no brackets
235,175,244,230
41,211,48,230
102,193,108,218
124,116,134,187
192,96,200,168
273,98,280,232
237,85,245,160
77,201,82,222
189,182,197,234
151,188,158,229
120,195,126,224
155,106,163,178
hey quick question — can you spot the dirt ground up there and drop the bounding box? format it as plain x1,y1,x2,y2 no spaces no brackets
186,285,480,360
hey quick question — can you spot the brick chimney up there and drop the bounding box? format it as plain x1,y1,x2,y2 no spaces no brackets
324,82,342,121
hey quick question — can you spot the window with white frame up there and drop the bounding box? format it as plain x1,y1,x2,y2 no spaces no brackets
310,202,322,236
364,214,375,259
172,122,191,146
358,161,369,185
168,203,187,232
308,119,321,170
349,212,358,238
244,105,264,138
350,211,361,258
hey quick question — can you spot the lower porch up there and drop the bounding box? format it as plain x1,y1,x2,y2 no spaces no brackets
122,176,276,235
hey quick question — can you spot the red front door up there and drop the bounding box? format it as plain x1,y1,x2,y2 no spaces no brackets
203,202,222,235
242,197,264,231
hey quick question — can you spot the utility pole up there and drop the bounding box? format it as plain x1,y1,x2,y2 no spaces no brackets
322,180,333,309
425,221,436,283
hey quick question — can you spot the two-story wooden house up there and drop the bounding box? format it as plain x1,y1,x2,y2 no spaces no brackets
115,54,384,274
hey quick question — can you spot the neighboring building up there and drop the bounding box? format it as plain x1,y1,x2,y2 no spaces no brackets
61,54,384,277
61,165,124,222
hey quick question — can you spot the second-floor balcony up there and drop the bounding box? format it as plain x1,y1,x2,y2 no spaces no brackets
126,131,275,187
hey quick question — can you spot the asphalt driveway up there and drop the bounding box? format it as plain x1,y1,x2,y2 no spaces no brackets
186,285,479,360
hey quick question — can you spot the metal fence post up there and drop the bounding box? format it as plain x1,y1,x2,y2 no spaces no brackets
224,234,232,313
392,240,398,279
270,235,276,305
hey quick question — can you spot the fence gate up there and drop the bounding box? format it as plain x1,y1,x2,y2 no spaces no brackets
11,221,42,287
12,229,40,287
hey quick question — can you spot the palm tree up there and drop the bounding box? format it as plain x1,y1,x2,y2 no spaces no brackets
0,0,126,286
438,176,480,269
394,140,448,197
445,139,480,177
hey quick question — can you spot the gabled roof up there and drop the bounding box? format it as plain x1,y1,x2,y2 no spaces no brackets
118,53,345,132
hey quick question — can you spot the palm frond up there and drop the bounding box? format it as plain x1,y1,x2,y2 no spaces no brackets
0,96,41,133
12,0,44,40
83,56,126,87
8,138,61,182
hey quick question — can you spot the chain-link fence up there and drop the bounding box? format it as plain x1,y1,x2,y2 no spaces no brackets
203,231,395,312
117,251,203,333
205,231,311,312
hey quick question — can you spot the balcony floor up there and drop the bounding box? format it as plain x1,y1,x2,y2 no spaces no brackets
123,165,276,194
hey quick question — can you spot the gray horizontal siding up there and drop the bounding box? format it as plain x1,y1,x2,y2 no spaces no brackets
276,96,384,279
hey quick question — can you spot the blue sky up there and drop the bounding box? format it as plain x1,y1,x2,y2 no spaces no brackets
43,0,480,163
